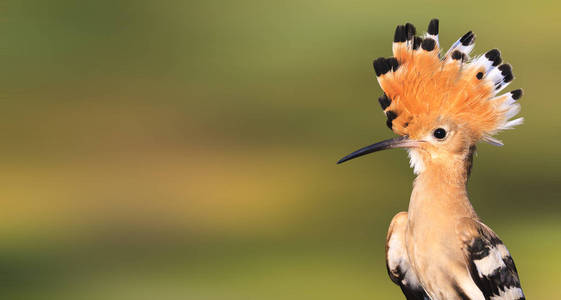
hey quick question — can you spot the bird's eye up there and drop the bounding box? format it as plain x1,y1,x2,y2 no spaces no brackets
433,128,447,139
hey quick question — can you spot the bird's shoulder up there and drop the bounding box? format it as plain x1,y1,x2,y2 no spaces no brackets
455,217,525,300
386,212,429,300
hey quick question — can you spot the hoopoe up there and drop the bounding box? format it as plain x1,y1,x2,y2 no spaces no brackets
337,19,525,300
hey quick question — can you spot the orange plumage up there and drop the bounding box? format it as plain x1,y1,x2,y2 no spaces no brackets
375,21,522,146
337,19,526,299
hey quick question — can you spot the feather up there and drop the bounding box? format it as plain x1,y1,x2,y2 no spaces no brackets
373,19,522,141
457,218,525,300
445,31,476,59
386,212,430,300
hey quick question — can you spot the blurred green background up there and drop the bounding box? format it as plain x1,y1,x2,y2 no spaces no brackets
2,0,560,299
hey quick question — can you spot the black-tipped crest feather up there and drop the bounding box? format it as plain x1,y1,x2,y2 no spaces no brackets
379,94,391,110
386,110,397,129
511,89,523,100
421,38,436,51
498,64,513,82
485,49,502,66
394,25,406,43
459,31,475,46
405,23,416,40
427,19,439,35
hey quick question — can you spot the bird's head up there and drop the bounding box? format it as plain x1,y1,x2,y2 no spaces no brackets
338,19,523,174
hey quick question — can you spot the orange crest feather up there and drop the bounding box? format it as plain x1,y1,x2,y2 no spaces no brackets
374,19,523,144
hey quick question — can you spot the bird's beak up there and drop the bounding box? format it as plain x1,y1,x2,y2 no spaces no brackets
337,136,420,164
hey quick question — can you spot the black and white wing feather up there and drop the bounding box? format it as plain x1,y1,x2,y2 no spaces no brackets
457,218,525,300
386,212,430,300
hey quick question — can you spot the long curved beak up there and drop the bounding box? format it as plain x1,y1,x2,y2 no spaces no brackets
337,136,419,164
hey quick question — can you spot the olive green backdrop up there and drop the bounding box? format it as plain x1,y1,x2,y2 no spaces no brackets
2,0,560,299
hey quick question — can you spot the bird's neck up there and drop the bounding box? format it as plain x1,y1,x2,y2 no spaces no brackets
408,147,478,226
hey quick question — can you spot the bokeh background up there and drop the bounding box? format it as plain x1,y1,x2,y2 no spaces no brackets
2,0,561,299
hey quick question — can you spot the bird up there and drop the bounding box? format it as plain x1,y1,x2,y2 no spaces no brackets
337,19,525,300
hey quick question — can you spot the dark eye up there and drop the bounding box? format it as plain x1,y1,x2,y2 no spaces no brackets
433,128,447,139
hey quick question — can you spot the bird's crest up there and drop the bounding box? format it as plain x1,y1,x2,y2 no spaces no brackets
374,19,523,145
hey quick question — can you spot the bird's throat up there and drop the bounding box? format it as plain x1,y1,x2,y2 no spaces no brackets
407,148,478,225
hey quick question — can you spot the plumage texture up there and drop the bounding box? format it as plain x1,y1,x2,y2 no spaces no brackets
457,218,525,300
386,206,526,300
386,212,430,300
336,18,525,300
376,19,525,300
373,19,523,145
